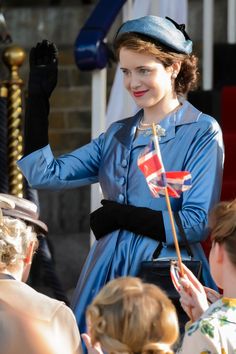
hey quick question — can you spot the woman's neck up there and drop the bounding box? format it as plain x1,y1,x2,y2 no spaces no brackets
222,278,236,298
143,98,182,124
222,261,236,298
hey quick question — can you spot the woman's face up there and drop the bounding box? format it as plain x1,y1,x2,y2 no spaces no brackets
119,48,175,111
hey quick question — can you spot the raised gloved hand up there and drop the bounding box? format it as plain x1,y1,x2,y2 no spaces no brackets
90,199,166,242
24,40,58,156
28,40,58,98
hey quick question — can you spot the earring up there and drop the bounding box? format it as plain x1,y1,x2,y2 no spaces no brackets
172,72,177,79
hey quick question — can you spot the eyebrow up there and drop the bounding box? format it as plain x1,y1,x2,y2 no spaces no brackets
120,65,151,70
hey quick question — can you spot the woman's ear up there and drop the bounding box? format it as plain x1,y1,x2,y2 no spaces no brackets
22,241,36,282
24,241,35,265
171,61,181,77
214,242,224,264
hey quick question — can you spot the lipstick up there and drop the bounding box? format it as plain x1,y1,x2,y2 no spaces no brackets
133,90,148,97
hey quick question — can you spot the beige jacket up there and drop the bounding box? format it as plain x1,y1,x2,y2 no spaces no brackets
0,279,82,354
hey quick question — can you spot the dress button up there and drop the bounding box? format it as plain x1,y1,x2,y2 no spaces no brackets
119,177,125,186
121,159,128,167
118,194,125,203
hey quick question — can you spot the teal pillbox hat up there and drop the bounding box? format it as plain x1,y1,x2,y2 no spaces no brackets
115,15,192,55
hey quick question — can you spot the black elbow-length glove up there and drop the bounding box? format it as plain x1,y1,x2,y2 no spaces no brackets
90,199,166,242
24,40,58,156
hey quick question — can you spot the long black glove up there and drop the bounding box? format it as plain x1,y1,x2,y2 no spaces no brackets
90,199,166,242
24,40,58,156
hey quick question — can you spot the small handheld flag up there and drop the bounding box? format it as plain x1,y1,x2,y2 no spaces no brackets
138,139,167,196
138,123,195,320
137,139,192,198
137,123,193,278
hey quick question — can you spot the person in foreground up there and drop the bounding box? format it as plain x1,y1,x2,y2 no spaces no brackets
82,276,179,354
0,193,82,354
177,199,236,354
17,15,224,333
0,300,58,354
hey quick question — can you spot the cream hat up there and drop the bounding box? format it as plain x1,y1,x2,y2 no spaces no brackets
0,194,48,233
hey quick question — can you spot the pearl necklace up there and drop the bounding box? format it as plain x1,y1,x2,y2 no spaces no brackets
137,120,166,138
139,119,154,127
137,118,158,130
137,103,182,137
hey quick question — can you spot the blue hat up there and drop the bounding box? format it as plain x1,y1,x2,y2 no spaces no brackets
115,15,192,55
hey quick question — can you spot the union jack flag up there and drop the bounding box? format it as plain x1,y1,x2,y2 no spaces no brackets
137,139,192,198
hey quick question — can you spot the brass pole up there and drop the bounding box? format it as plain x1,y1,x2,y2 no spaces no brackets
0,86,8,98
0,84,9,193
2,45,26,197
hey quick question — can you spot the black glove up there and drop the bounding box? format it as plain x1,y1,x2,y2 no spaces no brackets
90,200,123,239
90,199,166,242
24,40,58,156
28,40,58,98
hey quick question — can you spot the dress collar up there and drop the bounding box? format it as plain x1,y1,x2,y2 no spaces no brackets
114,110,142,149
114,100,201,149
0,273,15,280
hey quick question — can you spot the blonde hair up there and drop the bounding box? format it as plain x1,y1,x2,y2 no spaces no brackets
86,277,179,354
0,208,38,270
114,33,199,96
209,199,236,266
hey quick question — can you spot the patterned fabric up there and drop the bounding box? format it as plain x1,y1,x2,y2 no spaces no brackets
178,298,236,354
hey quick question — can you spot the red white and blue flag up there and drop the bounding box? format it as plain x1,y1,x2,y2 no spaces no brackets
137,139,192,198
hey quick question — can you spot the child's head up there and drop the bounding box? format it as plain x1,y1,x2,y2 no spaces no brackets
86,277,179,354
114,16,198,96
209,199,236,267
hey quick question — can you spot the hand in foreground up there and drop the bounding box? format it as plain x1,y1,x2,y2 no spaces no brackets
179,263,209,322
81,333,103,354
28,39,58,98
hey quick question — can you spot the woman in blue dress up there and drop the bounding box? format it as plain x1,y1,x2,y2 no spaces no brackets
18,16,224,334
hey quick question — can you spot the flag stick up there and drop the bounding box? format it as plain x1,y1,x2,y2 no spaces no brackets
152,123,184,277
